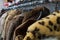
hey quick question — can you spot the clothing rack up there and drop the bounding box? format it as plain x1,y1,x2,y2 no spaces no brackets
3,0,60,12
3,0,43,11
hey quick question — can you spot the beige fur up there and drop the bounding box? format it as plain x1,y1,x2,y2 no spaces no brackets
15,35,23,40
3,9,21,40
23,12,60,40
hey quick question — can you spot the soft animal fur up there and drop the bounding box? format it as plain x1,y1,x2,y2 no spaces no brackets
0,11,9,39
3,9,21,40
1,10,12,39
13,19,36,40
6,14,24,40
13,6,50,40
5,6,49,40
15,35,24,40
23,12,60,40
22,6,50,23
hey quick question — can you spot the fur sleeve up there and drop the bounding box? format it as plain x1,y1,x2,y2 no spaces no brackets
23,12,60,40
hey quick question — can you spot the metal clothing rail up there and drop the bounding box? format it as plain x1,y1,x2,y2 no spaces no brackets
3,0,60,12
3,0,43,10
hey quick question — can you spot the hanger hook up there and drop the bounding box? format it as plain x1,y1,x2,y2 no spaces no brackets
55,0,59,13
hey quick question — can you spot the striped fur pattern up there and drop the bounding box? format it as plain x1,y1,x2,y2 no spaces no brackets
23,12,60,40
3,9,21,40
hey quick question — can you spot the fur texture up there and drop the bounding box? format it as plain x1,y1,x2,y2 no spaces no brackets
3,9,21,40
22,6,50,23
23,12,60,40
6,14,24,40
13,6,50,40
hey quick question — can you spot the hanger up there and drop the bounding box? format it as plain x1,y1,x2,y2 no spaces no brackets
37,6,50,20
55,0,59,13
37,10,42,20
3,0,45,11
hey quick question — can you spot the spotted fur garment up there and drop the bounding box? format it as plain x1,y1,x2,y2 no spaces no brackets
23,11,60,40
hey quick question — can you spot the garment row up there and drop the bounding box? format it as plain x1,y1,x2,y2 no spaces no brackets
0,6,60,40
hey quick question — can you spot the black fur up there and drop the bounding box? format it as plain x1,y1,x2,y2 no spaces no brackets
46,26,53,31
38,21,45,25
49,21,53,26
27,37,32,40
57,17,60,24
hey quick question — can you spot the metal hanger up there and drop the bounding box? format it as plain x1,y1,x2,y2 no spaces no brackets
37,11,42,20
55,0,59,13
2,0,44,11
